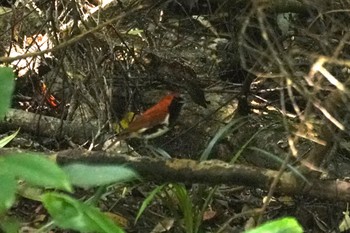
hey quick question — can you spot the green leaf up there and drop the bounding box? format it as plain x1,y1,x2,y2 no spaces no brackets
172,184,194,233
0,67,15,119
0,174,17,213
245,217,303,233
17,183,43,202
135,184,166,223
249,147,310,184
0,216,20,233
62,163,138,188
0,153,72,192
200,117,247,161
0,129,19,148
42,192,125,233
127,28,143,36
230,124,272,164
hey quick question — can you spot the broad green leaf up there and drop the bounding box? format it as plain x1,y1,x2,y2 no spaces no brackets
62,163,138,188
135,184,166,223
0,67,15,119
0,129,19,148
0,153,72,192
0,174,16,213
0,216,20,233
245,217,303,233
42,192,125,233
17,183,43,202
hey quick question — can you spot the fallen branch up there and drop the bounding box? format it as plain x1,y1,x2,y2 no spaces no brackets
55,149,350,202
1,108,99,144
2,109,349,202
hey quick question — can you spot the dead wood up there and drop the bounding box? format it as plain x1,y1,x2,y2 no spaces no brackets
1,108,350,202
1,108,99,144
53,148,350,202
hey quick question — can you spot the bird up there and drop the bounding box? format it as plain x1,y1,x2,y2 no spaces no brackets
116,92,184,140
142,53,209,108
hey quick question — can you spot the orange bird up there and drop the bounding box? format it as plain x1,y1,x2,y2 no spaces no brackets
117,93,184,140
